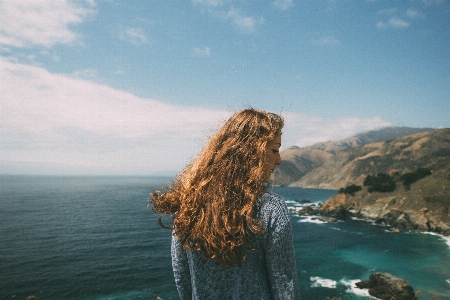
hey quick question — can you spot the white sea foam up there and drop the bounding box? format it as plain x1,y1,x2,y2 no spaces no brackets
286,200,322,207
287,201,324,218
351,216,378,226
443,237,450,248
285,202,303,209
298,216,327,224
446,279,450,284
425,231,439,236
423,231,450,249
310,277,379,298
286,203,303,213
310,276,337,288
287,207,302,213
340,279,376,298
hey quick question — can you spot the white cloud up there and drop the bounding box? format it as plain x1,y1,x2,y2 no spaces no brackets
119,27,148,45
406,8,424,19
192,1,263,34
192,0,223,8
227,8,264,33
0,0,95,48
376,8,397,16
71,69,98,80
311,36,341,47
376,7,424,29
192,47,211,57
0,58,230,175
421,0,444,5
377,17,410,29
282,113,395,148
273,0,293,10
0,59,396,175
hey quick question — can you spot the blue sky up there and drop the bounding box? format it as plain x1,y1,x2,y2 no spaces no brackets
1,0,449,175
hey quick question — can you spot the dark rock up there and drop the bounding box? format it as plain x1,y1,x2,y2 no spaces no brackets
355,280,370,289
275,128,450,237
294,199,311,204
321,206,352,219
384,210,403,223
317,191,450,237
356,272,415,300
297,206,315,216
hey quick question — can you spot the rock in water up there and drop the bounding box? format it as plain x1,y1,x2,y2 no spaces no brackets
297,205,315,216
356,272,415,300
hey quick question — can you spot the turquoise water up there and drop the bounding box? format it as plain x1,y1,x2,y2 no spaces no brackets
1,176,449,299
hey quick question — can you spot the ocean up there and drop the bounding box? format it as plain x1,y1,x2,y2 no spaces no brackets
1,176,449,300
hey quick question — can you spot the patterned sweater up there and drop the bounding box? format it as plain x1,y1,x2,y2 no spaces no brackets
171,192,301,300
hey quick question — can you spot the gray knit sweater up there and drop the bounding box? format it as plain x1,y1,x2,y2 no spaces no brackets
171,192,301,300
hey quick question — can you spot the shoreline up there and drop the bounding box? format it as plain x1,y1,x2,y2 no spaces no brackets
288,202,450,249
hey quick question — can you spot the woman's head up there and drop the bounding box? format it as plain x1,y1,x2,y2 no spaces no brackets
191,108,284,183
151,108,284,266
263,132,282,179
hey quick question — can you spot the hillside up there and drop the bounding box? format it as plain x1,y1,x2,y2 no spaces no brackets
271,127,433,186
315,163,450,235
289,128,450,189
288,128,450,236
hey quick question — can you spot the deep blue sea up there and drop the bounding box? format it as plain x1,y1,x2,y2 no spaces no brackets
1,176,449,300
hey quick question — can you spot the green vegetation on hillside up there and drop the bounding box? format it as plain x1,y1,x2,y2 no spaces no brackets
276,128,450,190
338,184,362,196
339,168,435,195
273,127,439,187
401,168,432,189
364,173,397,193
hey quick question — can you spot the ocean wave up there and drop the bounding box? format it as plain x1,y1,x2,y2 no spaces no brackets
287,207,303,214
297,216,327,224
350,216,378,225
310,276,336,288
339,279,376,298
310,277,378,299
422,231,450,249
285,203,304,209
286,201,322,208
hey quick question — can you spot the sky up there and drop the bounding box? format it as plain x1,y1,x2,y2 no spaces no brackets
1,0,449,176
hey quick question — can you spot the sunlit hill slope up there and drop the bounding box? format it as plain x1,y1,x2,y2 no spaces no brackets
273,127,450,235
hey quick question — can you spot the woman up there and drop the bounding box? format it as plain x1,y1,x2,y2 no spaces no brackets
151,108,301,299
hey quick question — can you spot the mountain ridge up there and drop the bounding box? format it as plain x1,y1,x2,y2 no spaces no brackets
272,126,436,187
278,127,450,236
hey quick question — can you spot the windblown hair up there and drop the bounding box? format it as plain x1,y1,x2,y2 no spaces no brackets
150,108,284,266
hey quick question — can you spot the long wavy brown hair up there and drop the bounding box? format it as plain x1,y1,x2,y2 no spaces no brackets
150,108,284,266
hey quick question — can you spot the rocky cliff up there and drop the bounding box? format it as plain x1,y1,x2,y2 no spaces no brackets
272,127,433,186
272,127,432,187
356,273,415,300
285,128,450,236
282,128,450,189
315,170,450,235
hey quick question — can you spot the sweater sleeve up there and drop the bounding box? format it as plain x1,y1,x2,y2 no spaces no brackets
263,194,302,300
171,234,192,300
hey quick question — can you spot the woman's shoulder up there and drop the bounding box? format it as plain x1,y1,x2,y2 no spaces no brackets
260,191,284,203
257,191,288,215
261,191,284,202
